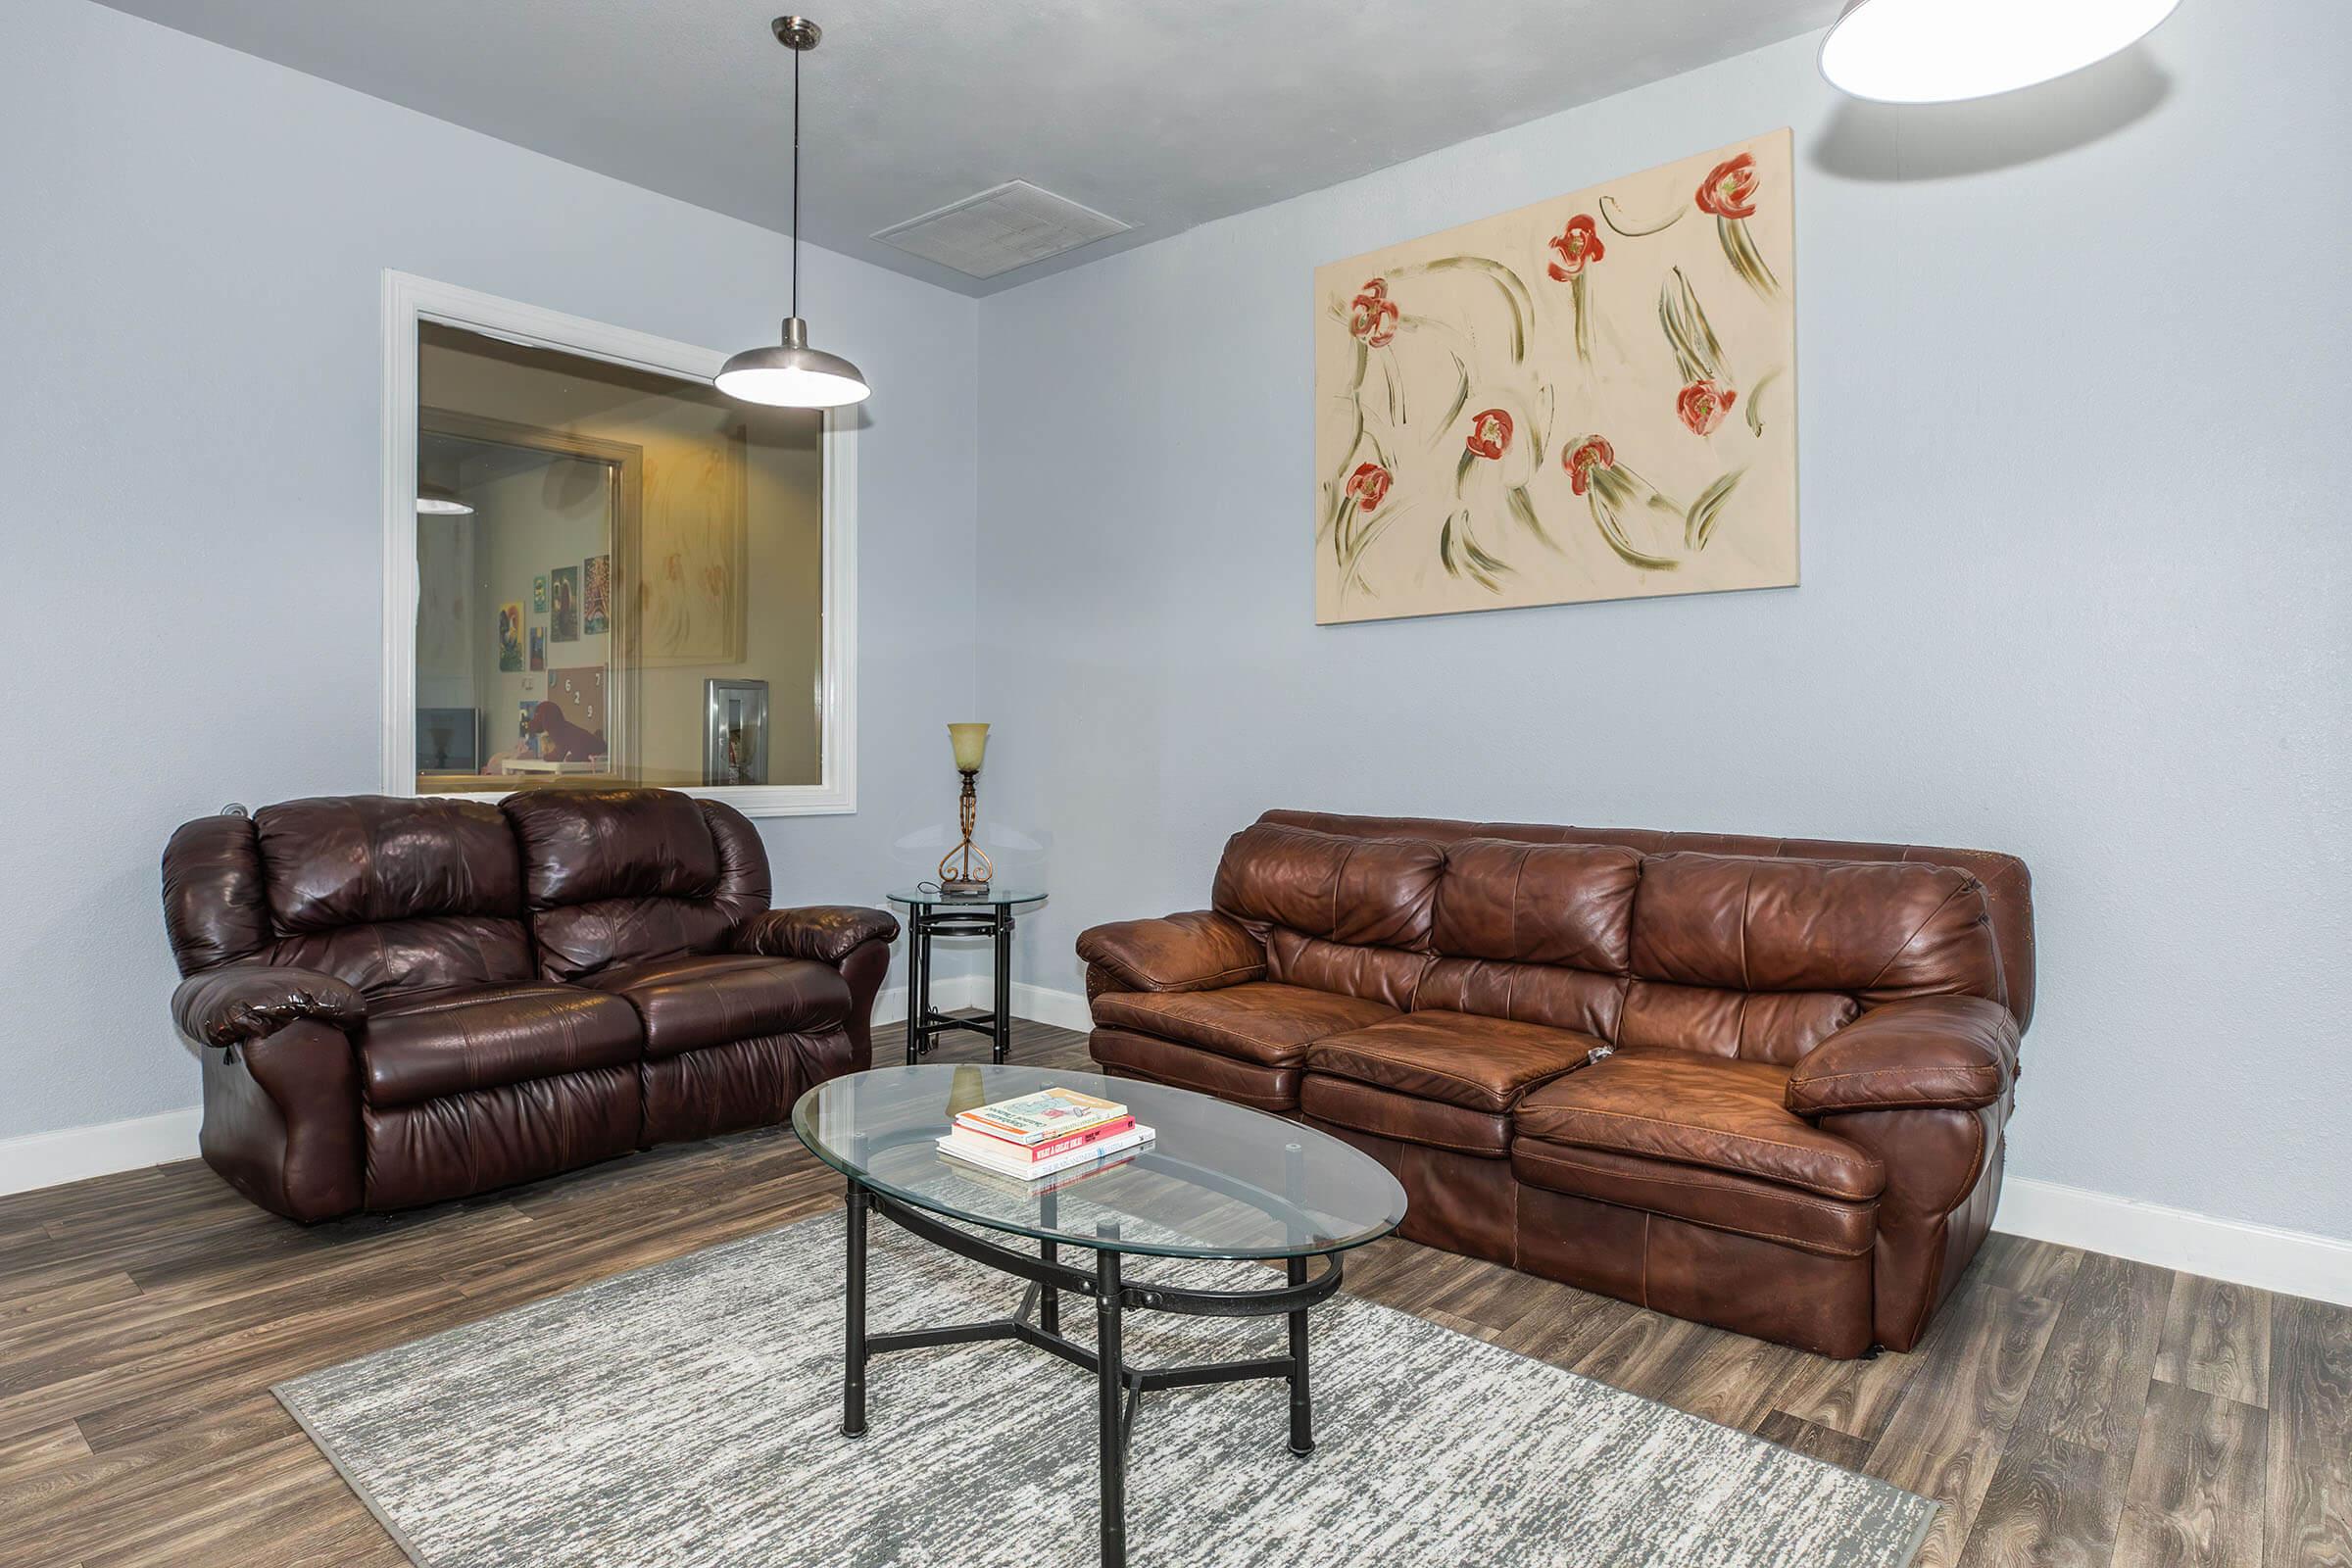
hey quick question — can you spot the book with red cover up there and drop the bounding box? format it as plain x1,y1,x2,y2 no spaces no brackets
948,1115,1136,1164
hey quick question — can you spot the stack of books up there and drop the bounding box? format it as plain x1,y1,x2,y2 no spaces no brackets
938,1086,1153,1181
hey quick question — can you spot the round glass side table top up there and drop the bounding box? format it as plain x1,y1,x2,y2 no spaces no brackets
791,1063,1407,1260
885,886,1047,909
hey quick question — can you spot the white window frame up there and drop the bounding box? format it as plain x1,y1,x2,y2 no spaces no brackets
379,270,858,816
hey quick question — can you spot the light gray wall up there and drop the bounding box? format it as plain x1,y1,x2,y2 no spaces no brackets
0,0,979,1141
975,6,2352,1241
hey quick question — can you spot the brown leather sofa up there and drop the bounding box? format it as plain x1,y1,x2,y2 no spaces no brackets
1077,810,2034,1358
161,789,897,1222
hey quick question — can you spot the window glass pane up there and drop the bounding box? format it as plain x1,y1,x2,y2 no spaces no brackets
414,322,824,795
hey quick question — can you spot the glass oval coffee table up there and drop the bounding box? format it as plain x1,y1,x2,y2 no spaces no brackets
792,1063,1408,1568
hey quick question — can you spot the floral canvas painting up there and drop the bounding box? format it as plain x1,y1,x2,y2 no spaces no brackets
1315,130,1797,623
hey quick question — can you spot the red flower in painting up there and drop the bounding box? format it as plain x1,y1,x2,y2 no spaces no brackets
1464,409,1514,460
1564,436,1616,496
1675,379,1738,436
1695,153,1759,220
1345,462,1393,513
1545,215,1605,280
1348,278,1399,347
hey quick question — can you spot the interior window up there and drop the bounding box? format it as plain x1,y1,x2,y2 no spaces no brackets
413,322,823,795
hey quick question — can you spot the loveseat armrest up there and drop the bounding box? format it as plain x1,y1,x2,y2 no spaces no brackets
1076,910,1267,995
734,905,901,966
1788,996,2020,1117
172,965,367,1049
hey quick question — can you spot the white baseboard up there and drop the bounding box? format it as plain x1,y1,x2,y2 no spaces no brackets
1009,981,1094,1034
0,1105,203,1199
1994,1176,2352,1306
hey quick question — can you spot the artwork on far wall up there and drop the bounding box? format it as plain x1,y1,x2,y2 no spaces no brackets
582,554,611,637
532,574,548,613
1314,129,1797,624
528,626,546,671
549,565,580,642
496,602,524,672
638,435,747,665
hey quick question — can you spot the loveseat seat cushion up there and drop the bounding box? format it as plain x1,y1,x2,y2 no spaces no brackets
357,983,645,1108
580,954,851,1058
1305,1011,1601,1113
1088,983,1396,1068
1514,1050,1886,1200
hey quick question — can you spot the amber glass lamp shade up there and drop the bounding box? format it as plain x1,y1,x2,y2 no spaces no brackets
948,722,990,773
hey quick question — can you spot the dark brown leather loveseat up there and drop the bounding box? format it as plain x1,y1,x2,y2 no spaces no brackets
1077,810,2034,1358
161,789,897,1221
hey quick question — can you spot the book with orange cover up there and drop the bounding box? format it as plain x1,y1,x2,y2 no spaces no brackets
948,1115,1137,1164
953,1086,1128,1146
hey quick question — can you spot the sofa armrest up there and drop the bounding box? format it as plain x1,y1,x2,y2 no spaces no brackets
734,905,901,966
1075,910,1266,995
172,965,367,1049
1788,996,2020,1117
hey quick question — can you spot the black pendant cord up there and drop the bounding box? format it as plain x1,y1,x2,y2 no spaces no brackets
791,41,802,321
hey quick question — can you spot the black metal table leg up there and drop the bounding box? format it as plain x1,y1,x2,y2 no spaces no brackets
992,910,1013,1063
1097,1246,1127,1568
1039,1188,1060,1336
1287,1254,1313,1456
904,913,925,1064
843,1179,869,1438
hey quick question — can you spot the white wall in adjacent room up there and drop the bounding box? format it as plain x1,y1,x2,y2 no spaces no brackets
974,5,2352,1244
0,0,979,1145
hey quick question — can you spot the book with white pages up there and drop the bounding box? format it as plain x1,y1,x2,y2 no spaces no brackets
937,1123,1154,1181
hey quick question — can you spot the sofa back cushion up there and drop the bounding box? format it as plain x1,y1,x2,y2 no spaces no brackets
1204,813,2014,1065
1211,823,1443,950
1258,808,2036,1029
504,790,770,981
162,796,535,1001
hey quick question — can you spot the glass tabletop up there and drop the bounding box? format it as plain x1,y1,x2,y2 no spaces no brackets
791,1064,1407,1260
885,886,1047,908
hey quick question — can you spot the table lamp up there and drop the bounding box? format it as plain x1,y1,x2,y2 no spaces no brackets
939,722,993,896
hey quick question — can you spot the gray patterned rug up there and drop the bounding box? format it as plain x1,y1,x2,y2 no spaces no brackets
277,1212,1935,1567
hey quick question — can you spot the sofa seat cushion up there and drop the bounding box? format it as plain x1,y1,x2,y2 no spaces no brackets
582,954,851,1059
1511,1140,1876,1256
1299,1073,1513,1157
1307,1011,1602,1113
1088,983,1397,1068
358,983,645,1109
1514,1050,1886,1200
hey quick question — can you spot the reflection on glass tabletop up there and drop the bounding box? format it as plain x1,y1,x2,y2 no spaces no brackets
884,887,1047,908
792,1064,1406,1260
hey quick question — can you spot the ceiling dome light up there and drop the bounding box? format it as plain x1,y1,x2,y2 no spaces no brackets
718,17,869,410
1820,0,2180,104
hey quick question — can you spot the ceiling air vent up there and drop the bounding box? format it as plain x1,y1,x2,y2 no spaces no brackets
872,180,1132,279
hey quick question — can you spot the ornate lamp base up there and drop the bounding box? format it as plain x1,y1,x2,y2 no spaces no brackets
938,768,993,896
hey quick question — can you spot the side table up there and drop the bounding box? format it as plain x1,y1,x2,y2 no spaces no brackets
884,886,1046,1065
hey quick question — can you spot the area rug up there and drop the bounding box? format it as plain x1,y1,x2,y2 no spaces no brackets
276,1212,1936,1567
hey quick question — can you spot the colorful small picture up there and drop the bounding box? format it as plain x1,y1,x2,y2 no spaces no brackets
496,603,524,672
516,701,537,746
532,574,548,613
528,626,546,671
582,554,611,636
549,566,579,642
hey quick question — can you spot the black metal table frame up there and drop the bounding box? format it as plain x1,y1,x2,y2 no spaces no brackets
840,1176,1343,1568
900,899,1022,1065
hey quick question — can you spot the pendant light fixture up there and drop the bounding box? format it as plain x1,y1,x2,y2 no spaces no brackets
717,16,871,409
1820,0,2180,104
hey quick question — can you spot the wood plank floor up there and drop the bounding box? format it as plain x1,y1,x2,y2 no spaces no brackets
1,1017,2345,1567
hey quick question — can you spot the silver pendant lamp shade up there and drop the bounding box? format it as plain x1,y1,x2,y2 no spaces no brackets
717,17,870,410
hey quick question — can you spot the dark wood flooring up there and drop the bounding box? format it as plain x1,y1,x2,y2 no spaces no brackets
1,1017,2345,1566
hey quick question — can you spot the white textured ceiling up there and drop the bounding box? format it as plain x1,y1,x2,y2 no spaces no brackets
95,0,1837,296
